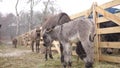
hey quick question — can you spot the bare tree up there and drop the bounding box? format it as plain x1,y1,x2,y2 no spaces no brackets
27,0,60,27
27,0,42,31
29,0,34,31
43,0,50,16
41,0,60,23
41,0,50,24
15,0,19,36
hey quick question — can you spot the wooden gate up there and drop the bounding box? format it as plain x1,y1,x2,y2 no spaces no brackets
70,0,120,63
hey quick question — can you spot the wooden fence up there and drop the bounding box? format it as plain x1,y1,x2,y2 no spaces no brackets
17,0,120,63
70,0,120,63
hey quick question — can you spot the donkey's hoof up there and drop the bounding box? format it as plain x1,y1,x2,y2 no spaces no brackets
85,62,93,68
68,62,72,67
49,54,53,59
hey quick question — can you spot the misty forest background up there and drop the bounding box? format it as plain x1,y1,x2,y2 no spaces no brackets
0,0,61,43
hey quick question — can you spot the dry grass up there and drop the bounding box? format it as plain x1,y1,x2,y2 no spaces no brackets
0,44,120,68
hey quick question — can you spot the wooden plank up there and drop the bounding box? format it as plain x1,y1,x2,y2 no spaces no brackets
98,17,109,23
52,41,60,55
100,0,120,9
99,42,120,48
70,9,89,19
97,26,120,34
93,2,100,62
99,55,120,63
96,6,120,25
98,12,120,23
51,47,57,50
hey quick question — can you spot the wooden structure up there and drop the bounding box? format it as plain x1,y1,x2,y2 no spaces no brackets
17,0,120,63
70,0,120,63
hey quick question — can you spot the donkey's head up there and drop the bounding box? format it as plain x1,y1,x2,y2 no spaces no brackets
42,26,55,47
35,26,41,37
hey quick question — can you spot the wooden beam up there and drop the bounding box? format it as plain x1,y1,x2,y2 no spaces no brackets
97,26,120,34
52,41,60,55
99,55,120,63
51,47,57,50
100,0,120,9
93,2,100,62
98,17,109,23
98,12,120,23
96,6,120,25
70,9,89,19
99,42,120,48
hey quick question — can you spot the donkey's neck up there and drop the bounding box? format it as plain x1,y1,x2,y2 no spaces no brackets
53,25,64,41
50,28,60,41
46,24,63,42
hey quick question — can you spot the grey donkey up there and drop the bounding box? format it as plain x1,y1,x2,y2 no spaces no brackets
42,17,96,68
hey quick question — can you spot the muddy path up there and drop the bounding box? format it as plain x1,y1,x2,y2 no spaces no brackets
0,45,31,57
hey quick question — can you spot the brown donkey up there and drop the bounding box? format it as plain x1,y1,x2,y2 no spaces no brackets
30,27,41,53
42,12,71,61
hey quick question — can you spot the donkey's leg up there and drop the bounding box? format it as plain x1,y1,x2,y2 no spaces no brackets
60,43,66,68
43,43,48,61
36,42,37,53
15,44,17,48
60,43,64,63
36,43,39,53
76,41,86,60
49,45,53,59
36,40,40,53
31,41,34,52
45,47,48,61
81,40,94,68
38,44,40,53
62,42,72,68
38,40,40,53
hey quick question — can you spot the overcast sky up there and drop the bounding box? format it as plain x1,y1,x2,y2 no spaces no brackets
0,0,119,16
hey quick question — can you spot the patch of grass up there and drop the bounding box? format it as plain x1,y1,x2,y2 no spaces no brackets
94,62,120,68
0,44,120,68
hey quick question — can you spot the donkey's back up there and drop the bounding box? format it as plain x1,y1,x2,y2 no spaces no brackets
55,17,95,42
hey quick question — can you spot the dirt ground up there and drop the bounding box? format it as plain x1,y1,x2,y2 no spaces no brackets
0,44,120,68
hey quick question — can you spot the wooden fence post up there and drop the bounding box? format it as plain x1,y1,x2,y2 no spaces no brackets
93,2,100,63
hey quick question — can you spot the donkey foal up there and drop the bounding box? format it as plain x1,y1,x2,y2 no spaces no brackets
42,17,95,68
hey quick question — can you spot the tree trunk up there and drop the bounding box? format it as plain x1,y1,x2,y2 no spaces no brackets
29,0,34,31
15,0,19,36
42,0,50,23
